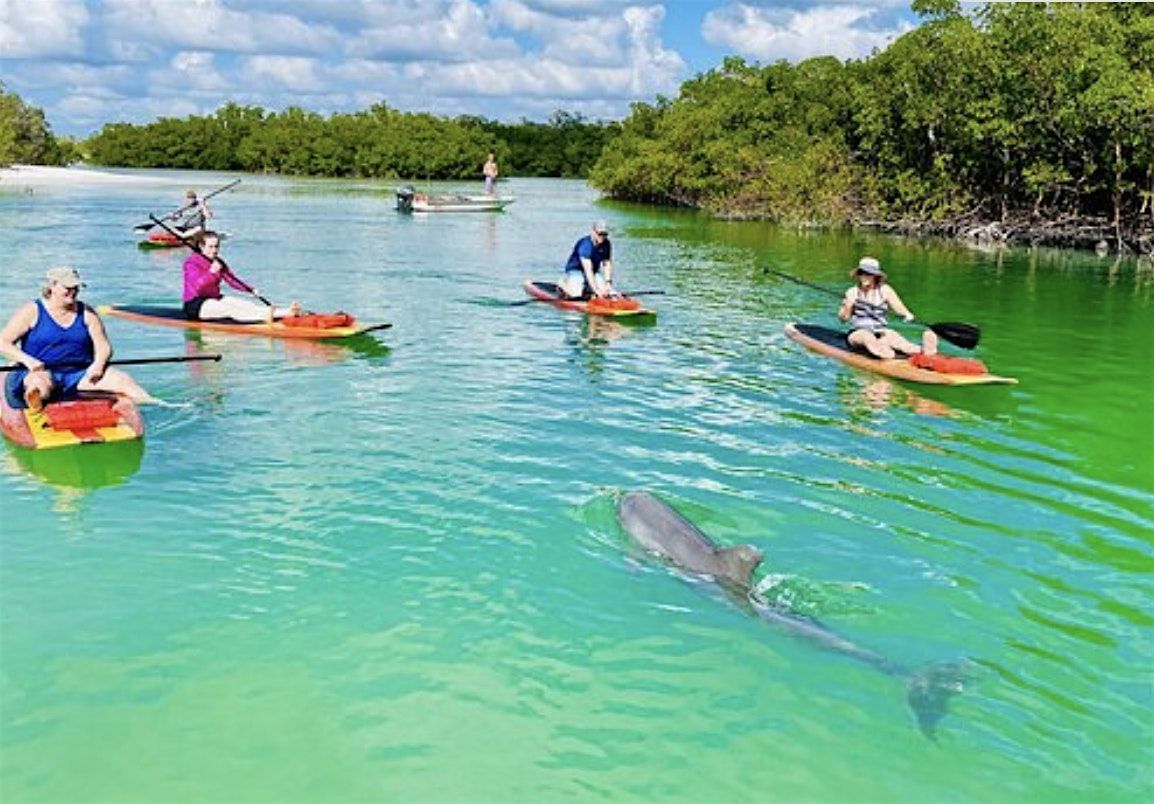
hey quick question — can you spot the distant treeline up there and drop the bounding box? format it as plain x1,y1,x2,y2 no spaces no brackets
81,103,614,181
590,1,1154,252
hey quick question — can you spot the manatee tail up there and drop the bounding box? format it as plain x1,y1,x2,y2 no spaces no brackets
905,661,972,740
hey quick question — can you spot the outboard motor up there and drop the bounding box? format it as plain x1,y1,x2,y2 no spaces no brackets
396,185,415,213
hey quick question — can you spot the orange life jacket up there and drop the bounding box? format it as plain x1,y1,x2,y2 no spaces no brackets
281,312,356,329
908,353,988,376
42,399,122,430
586,297,641,313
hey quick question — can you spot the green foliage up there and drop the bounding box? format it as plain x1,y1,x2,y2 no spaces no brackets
84,101,612,181
0,81,74,167
590,56,862,223
592,2,1153,234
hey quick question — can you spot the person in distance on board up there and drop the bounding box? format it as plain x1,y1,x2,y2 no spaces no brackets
182,231,299,324
839,256,938,359
0,267,157,411
560,221,617,300
162,189,213,243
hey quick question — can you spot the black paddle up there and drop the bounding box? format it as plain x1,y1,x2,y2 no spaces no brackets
1,354,222,373
133,179,241,232
763,267,980,350
511,288,666,307
149,215,274,307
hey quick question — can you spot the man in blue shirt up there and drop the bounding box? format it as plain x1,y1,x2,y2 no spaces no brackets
560,221,615,299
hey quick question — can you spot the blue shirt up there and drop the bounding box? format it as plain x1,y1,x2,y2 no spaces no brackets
563,235,611,273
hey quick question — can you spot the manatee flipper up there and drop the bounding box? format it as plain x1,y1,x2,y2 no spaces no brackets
906,661,972,740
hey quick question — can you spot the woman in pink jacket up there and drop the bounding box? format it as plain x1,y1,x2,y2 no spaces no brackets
182,232,298,322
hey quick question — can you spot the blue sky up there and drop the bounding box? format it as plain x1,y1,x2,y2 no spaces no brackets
0,0,921,137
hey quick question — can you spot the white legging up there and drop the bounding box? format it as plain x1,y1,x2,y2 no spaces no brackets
560,271,611,299
199,296,290,323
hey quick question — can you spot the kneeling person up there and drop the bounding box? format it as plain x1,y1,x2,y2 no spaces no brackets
560,221,615,300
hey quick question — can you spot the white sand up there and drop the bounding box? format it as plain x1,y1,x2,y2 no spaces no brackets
0,164,164,187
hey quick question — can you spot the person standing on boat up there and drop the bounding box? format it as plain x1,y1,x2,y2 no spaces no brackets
182,232,299,323
560,221,615,299
0,267,156,411
483,153,499,195
839,257,937,359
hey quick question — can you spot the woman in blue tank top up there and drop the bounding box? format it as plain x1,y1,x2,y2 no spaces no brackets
838,257,938,359
0,267,155,410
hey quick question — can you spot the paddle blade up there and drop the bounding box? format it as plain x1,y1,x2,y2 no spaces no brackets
928,321,980,350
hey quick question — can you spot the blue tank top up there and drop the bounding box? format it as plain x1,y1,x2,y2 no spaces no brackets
21,299,93,368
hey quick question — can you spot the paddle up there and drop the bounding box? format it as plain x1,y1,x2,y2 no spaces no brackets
511,289,666,307
133,178,241,232
149,215,274,307
1,354,222,373
762,267,981,350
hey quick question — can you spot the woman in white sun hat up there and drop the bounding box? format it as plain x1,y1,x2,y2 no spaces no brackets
838,256,938,359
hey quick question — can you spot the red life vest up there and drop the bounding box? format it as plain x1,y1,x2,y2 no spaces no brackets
281,312,355,329
43,399,122,430
586,297,641,313
908,353,988,376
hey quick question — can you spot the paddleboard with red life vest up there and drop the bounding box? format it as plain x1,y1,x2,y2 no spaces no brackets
1,392,144,450
138,231,230,250
784,322,1017,386
98,305,392,340
522,280,656,320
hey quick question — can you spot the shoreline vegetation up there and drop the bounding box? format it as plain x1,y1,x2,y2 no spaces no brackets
590,2,1153,258
2,2,1150,257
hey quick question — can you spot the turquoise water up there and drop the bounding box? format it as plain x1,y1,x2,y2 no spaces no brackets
1,171,1151,803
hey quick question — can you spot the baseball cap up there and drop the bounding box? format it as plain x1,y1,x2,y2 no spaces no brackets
46,266,85,288
856,257,884,276
593,221,610,235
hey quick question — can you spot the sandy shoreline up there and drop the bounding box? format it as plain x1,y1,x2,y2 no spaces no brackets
0,164,173,188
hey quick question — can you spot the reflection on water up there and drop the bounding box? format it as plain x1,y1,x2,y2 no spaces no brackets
581,314,631,345
3,438,145,491
839,375,957,418
182,328,391,369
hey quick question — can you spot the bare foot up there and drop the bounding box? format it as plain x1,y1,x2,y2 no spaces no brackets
24,387,43,412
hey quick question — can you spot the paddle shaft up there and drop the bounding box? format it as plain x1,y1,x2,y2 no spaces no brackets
1,355,222,373
149,215,274,307
762,267,980,349
135,179,241,231
512,289,665,306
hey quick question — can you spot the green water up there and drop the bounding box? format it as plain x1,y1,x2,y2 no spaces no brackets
1,171,1151,803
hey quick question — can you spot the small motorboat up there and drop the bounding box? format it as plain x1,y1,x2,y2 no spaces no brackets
395,185,514,213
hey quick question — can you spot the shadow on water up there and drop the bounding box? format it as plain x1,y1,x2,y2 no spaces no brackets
3,438,145,490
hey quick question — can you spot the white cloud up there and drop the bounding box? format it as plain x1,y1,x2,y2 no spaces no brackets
347,0,519,62
241,56,326,93
101,0,341,56
0,0,89,58
702,3,912,63
1,0,693,135
166,52,230,93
